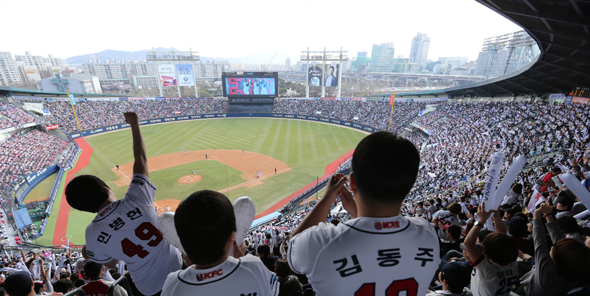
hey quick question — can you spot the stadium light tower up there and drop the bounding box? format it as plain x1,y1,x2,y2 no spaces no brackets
145,48,200,97
300,47,348,98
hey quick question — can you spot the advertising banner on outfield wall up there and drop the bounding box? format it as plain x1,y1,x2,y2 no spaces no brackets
69,113,377,139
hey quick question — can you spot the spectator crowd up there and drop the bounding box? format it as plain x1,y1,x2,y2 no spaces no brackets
0,98,590,296
0,102,40,131
45,98,228,134
0,130,75,199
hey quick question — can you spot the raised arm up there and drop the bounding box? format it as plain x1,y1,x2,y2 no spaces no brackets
124,112,148,178
292,174,348,237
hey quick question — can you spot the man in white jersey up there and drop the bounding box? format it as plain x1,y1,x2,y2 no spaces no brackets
288,132,440,296
464,202,518,296
161,190,279,296
65,112,182,296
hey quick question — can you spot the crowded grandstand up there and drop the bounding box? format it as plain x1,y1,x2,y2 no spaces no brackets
0,94,588,295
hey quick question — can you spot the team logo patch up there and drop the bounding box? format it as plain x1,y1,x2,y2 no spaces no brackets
196,269,223,281
374,221,400,230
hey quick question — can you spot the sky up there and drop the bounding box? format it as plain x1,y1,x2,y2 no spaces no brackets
0,0,522,63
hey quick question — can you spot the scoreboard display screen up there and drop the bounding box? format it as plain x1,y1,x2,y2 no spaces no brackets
571,87,590,98
222,72,278,97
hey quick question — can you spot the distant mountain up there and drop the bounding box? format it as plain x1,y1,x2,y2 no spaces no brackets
66,48,295,65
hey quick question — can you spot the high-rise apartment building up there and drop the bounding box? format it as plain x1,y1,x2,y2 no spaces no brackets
0,51,22,86
370,43,395,72
410,33,430,69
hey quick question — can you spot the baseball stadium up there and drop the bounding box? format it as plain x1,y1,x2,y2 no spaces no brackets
1,0,590,295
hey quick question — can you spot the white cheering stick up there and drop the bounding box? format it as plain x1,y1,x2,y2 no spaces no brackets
490,156,527,210
552,176,564,189
158,212,185,254
232,196,256,245
559,174,590,210
482,152,504,230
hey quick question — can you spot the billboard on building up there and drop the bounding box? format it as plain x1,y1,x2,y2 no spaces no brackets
158,64,177,87
308,66,322,86
177,64,195,87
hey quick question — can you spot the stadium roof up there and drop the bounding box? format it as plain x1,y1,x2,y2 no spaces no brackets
0,86,114,98
391,0,590,99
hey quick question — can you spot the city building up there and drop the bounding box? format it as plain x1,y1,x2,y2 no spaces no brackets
285,58,291,71
369,43,395,72
473,30,539,79
130,76,160,93
409,33,430,69
0,51,23,86
391,58,415,72
36,73,102,94
350,51,370,73
437,57,468,70
194,62,228,82
82,62,158,80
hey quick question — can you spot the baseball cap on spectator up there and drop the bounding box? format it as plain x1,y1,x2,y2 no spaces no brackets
4,271,33,296
440,262,471,293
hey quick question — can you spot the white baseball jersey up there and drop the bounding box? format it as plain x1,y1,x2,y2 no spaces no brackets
85,174,182,295
73,258,115,284
469,255,518,296
161,255,279,296
288,215,440,296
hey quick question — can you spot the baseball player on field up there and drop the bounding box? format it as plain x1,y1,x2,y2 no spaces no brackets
65,112,182,296
288,132,440,296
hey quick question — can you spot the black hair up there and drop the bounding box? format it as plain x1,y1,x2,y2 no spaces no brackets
74,279,85,288
53,279,74,294
351,132,419,204
482,233,518,265
34,282,43,294
557,215,582,234
65,175,110,213
447,225,461,240
175,190,236,266
274,259,292,278
111,272,121,280
556,194,574,211
257,244,271,257
84,261,103,279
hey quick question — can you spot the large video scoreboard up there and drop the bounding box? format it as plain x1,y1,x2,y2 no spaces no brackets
222,72,278,98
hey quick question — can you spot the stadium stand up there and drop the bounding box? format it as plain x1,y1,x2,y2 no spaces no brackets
0,101,41,131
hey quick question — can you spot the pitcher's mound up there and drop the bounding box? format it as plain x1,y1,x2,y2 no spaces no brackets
178,175,202,184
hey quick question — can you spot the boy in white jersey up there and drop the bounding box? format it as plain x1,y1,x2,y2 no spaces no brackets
464,202,518,296
161,190,279,296
65,112,182,296
288,131,440,296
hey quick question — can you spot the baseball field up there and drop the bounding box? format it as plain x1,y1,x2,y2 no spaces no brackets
35,117,366,246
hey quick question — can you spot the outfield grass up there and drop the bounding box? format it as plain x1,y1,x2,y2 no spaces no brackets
46,118,366,245
23,172,58,203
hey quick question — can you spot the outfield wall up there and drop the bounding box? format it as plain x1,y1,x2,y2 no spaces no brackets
67,113,378,139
